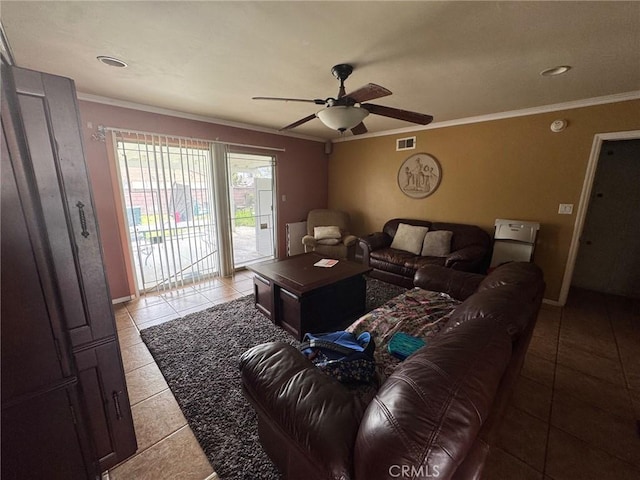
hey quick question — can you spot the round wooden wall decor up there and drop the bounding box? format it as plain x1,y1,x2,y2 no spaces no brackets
397,153,442,198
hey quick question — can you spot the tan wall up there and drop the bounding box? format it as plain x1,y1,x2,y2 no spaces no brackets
79,101,328,299
328,100,640,302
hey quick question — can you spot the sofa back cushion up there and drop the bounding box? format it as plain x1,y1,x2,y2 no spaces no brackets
445,262,544,339
430,222,492,252
478,261,543,292
390,223,429,254
383,219,491,254
421,230,453,257
414,265,485,301
383,218,432,239
354,315,512,480
445,285,532,339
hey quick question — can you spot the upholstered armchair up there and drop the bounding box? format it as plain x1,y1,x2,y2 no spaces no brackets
302,209,358,259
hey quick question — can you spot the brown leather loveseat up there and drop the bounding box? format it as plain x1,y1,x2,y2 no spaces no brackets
359,218,492,288
240,262,545,480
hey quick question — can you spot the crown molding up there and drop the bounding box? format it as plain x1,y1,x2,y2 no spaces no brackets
332,90,640,143
76,92,326,143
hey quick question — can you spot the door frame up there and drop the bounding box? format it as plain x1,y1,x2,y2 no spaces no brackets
559,129,640,305
227,150,278,270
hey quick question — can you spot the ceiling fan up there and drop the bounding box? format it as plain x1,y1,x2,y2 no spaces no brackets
252,64,434,135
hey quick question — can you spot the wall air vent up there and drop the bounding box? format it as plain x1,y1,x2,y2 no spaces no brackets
396,136,416,151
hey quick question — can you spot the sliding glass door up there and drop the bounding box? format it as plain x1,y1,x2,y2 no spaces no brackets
227,152,276,268
113,132,277,293
114,133,218,292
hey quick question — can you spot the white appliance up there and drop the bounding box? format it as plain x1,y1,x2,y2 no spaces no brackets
286,221,307,256
490,219,540,268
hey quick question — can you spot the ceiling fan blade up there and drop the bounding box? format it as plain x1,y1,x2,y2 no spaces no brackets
351,122,368,135
345,84,392,103
280,113,317,131
253,96,325,105
362,103,433,125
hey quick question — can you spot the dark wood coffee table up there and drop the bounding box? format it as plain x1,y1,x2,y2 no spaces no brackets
247,253,372,340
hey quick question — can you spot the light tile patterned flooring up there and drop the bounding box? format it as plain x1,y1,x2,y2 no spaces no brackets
107,279,640,480
107,270,254,480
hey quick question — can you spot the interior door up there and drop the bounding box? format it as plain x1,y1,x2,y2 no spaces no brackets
572,139,640,297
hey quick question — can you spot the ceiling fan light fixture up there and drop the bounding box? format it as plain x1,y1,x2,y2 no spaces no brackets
316,106,369,132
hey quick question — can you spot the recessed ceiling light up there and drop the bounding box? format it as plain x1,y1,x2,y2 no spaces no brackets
540,65,571,77
97,56,127,68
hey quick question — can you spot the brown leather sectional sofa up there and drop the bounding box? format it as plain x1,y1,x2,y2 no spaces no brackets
359,218,493,288
240,262,545,480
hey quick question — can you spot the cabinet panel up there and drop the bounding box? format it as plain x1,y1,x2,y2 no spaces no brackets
278,287,301,339
75,342,137,470
253,274,273,319
13,67,116,347
1,106,70,401
37,72,117,343
17,93,89,336
1,386,96,480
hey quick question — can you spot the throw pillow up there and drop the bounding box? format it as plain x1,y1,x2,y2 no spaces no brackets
390,223,429,255
314,225,341,240
317,238,340,246
421,230,453,257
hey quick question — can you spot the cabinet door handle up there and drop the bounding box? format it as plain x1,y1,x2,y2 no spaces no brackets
112,391,123,419
76,201,90,238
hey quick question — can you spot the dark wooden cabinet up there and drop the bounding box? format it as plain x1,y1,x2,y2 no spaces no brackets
1,64,137,479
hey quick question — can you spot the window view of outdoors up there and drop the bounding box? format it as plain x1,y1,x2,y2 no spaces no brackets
227,153,275,268
115,134,276,293
116,136,218,292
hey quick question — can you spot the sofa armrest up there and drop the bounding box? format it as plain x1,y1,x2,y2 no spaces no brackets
359,233,386,268
445,245,489,271
360,231,392,251
414,265,485,301
302,234,317,247
240,342,363,480
343,234,358,247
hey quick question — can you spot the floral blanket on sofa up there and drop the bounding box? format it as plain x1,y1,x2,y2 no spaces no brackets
347,288,461,377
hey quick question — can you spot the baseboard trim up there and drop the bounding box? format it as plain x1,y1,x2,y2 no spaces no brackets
542,298,563,307
112,296,133,304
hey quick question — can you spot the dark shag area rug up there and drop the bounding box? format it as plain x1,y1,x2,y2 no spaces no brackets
140,277,406,480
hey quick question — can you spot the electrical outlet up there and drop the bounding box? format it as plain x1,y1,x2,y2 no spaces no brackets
558,203,573,215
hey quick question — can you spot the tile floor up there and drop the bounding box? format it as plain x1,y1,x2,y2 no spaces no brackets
106,270,254,480
106,279,640,480
482,288,640,480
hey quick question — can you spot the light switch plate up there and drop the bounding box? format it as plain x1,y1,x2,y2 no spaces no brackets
558,203,573,214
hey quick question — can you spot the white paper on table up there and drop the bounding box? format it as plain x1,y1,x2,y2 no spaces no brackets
313,258,339,268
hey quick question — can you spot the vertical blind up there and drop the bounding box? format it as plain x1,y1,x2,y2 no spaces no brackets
114,131,219,292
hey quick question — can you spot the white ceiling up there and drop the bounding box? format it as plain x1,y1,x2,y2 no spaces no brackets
2,1,640,140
